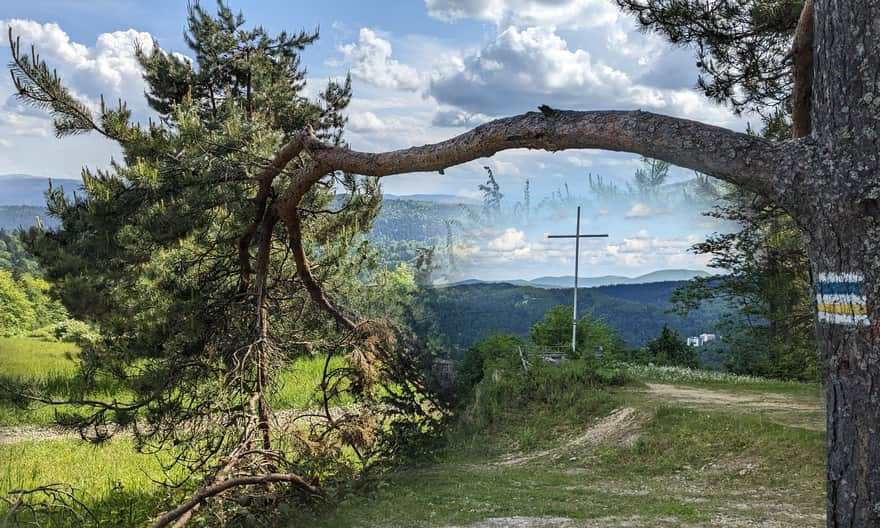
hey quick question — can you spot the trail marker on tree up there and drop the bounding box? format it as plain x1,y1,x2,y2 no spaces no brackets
546,206,608,354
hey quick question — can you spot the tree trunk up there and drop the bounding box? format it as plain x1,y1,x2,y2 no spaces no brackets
808,230,880,526
810,1,880,525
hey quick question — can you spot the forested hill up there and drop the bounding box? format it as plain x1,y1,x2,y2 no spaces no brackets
414,281,719,355
365,198,473,264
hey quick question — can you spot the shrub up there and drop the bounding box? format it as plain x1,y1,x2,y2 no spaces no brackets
644,325,698,368
52,319,99,344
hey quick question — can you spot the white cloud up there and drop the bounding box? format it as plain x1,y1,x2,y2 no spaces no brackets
2,20,154,112
0,19,159,178
566,154,593,167
339,28,422,91
487,227,527,251
428,25,746,129
491,159,520,176
431,108,493,127
348,111,387,132
625,202,671,219
425,0,619,30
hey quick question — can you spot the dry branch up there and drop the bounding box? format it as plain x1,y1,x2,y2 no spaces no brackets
152,473,317,528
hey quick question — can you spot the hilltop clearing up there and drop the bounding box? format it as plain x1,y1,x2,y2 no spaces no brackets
300,366,824,527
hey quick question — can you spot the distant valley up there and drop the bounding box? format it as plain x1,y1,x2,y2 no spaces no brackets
1,174,721,354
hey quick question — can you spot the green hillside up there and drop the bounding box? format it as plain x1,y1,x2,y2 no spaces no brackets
415,282,719,354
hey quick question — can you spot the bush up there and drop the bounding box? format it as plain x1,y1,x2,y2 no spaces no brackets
528,305,625,360
457,333,523,393
643,325,698,368
52,319,99,344
461,360,630,445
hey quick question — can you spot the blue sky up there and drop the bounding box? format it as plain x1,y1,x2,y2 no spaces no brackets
0,1,752,279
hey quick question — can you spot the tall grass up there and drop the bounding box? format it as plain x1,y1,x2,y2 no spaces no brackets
1,337,78,378
0,438,191,527
272,354,351,410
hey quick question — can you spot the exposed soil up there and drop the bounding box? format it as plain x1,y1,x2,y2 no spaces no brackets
455,383,825,528
0,424,78,444
638,383,825,431
495,407,644,467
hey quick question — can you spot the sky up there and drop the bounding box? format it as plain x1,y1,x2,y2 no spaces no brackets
0,0,754,280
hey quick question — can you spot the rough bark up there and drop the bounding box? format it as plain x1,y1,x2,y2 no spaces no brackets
791,0,814,138
810,1,880,526
276,110,788,209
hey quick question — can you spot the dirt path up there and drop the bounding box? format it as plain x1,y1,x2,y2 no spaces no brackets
0,406,352,445
637,383,825,431
0,424,79,444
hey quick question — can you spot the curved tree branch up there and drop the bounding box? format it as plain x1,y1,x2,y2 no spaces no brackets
238,138,306,291
279,109,790,211
279,204,357,330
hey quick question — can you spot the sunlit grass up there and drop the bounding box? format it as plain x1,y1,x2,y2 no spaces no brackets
298,367,824,527
273,354,352,410
1,337,79,379
619,362,823,397
0,438,191,527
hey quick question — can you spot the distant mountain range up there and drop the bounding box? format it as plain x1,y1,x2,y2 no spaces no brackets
384,194,479,205
445,269,711,289
0,174,80,206
0,174,474,207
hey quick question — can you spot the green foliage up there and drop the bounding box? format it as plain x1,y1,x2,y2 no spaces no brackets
6,6,443,523
457,333,523,391
643,325,698,368
672,189,816,380
0,228,40,274
0,270,34,336
672,114,816,381
415,282,721,356
51,319,99,344
528,305,625,359
463,360,626,443
615,0,803,115
0,270,67,336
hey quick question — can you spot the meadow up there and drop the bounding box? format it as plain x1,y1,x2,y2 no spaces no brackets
0,336,346,526
1,337,826,527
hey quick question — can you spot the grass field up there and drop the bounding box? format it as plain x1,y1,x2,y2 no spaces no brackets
0,337,349,425
0,438,190,527
1,338,826,527
0,337,354,526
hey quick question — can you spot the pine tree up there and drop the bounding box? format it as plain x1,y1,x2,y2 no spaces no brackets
672,112,816,381
478,166,503,219
630,157,670,201
8,4,441,523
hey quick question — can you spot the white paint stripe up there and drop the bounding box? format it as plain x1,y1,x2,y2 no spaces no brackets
816,293,868,305
818,312,871,326
818,272,865,283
